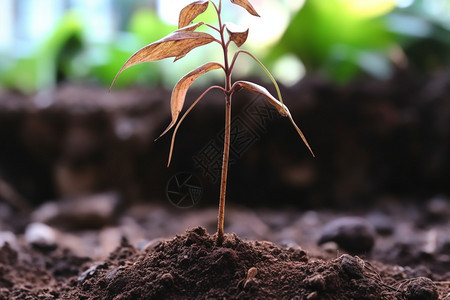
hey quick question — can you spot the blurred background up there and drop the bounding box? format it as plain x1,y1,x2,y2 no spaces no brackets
0,0,449,213
1,0,450,91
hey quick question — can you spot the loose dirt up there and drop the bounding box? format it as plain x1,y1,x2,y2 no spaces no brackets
1,227,449,299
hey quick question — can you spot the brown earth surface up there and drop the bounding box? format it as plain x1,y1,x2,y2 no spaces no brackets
0,196,449,299
0,74,449,299
0,224,449,299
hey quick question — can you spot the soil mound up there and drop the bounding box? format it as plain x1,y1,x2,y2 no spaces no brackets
71,227,447,299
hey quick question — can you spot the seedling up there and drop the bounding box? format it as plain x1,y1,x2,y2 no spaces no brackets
111,0,314,244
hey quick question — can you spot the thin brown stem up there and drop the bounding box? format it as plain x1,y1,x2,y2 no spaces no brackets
210,0,218,13
229,50,241,72
215,0,233,245
217,93,232,245
225,39,232,49
218,26,230,80
205,23,221,33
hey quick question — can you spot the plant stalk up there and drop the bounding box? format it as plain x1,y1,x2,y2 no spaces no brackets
215,0,233,245
217,93,231,245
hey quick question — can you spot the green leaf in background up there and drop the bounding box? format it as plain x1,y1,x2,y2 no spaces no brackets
387,0,450,72
2,0,449,93
0,8,178,92
90,9,176,88
0,12,83,94
269,0,397,83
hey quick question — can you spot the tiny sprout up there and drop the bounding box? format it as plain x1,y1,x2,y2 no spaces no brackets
111,0,314,245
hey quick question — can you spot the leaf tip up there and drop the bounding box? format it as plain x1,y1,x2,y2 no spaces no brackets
230,0,260,17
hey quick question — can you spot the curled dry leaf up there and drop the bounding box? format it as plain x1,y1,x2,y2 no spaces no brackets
178,0,209,29
226,26,249,47
111,31,215,88
233,81,315,157
233,81,285,115
157,62,224,139
230,0,260,17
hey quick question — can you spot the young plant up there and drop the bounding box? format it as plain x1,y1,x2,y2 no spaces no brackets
111,0,314,245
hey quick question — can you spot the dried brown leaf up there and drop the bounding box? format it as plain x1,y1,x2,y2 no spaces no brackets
233,81,285,115
158,62,224,139
226,26,249,47
111,31,215,87
179,0,209,28
230,0,260,17
173,23,207,62
233,81,315,156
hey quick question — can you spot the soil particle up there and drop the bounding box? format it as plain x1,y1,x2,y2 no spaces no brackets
242,267,258,289
303,274,326,291
0,231,18,250
31,192,120,230
77,262,107,283
25,222,58,251
340,254,365,279
405,277,439,300
0,243,18,265
318,217,376,254
306,291,319,299
425,196,450,220
367,212,395,236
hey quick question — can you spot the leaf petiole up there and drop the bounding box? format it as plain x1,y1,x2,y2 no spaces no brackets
205,23,221,33
230,50,283,104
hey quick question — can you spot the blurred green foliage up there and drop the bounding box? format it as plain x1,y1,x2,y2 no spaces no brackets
270,0,396,83
0,9,176,93
390,0,450,71
90,10,175,88
0,13,83,94
270,0,450,83
1,0,449,93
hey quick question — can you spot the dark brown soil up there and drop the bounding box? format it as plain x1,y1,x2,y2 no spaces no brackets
1,227,448,299
0,242,90,299
0,75,449,299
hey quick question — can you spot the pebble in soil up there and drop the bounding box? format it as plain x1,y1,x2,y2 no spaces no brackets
404,277,439,300
318,217,376,254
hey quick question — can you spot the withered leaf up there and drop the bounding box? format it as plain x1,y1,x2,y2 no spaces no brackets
230,0,260,17
233,81,285,115
179,0,209,29
226,26,249,47
233,81,314,156
158,62,224,139
111,31,215,87
173,24,209,62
